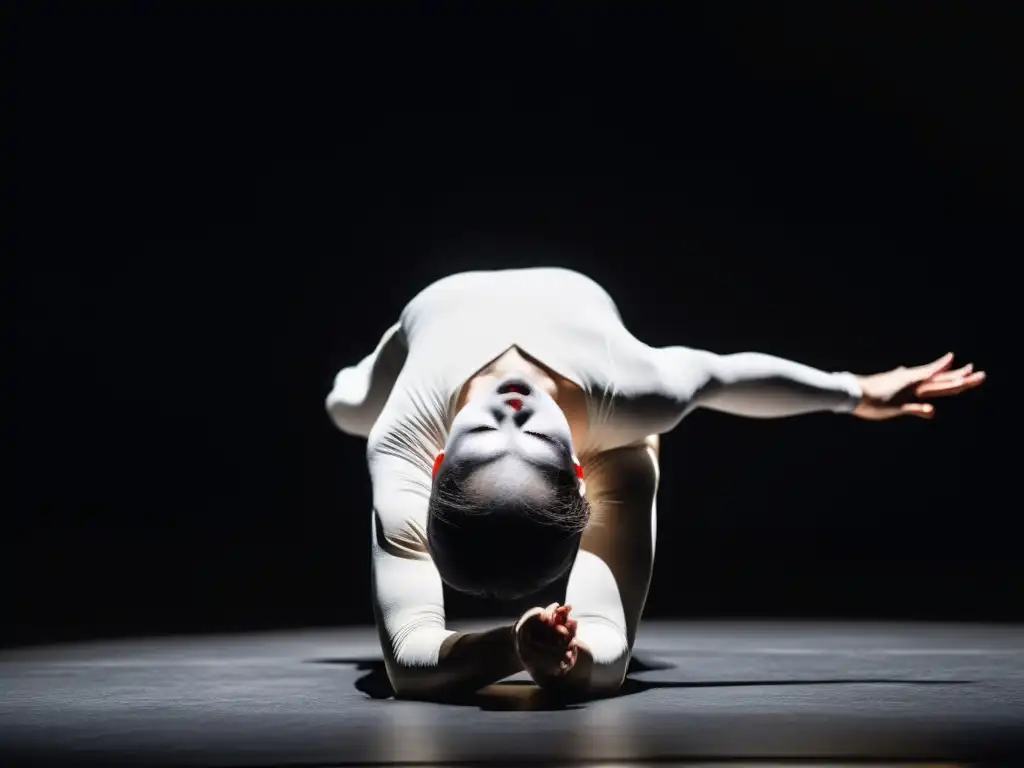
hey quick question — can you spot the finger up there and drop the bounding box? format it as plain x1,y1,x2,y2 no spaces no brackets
916,371,986,398
524,616,570,645
565,618,578,634
863,406,903,420
930,363,973,382
900,402,935,419
916,381,970,398
542,603,560,623
912,352,954,379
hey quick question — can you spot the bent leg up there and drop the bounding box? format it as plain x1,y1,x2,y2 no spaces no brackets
560,436,660,695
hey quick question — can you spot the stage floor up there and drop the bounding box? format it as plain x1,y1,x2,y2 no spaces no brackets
1,621,1022,765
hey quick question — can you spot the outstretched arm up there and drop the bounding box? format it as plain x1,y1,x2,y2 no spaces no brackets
668,347,864,418
369,448,523,699
659,347,984,421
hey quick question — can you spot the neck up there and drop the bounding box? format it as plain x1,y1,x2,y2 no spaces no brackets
455,346,590,453
456,347,558,408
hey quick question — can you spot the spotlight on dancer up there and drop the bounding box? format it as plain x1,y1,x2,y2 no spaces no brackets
326,267,984,700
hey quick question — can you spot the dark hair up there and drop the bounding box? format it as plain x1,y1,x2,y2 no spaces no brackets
427,466,590,600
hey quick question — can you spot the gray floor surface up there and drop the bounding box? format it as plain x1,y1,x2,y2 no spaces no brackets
1,621,1022,765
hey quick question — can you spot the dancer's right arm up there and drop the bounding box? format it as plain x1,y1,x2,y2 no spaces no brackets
369,448,524,699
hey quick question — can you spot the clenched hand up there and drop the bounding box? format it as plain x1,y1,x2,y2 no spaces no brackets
515,603,579,680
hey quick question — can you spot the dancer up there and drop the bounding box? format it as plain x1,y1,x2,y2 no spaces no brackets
326,267,984,700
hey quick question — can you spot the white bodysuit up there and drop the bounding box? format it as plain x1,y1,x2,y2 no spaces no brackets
326,268,862,692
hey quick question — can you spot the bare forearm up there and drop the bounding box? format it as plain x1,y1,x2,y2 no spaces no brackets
385,624,523,700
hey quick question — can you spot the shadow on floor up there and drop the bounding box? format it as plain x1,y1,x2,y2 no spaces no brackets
306,655,972,711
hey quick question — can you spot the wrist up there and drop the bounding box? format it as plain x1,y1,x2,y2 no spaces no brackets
514,607,544,636
831,371,866,414
512,608,542,665
439,624,525,685
530,641,593,697
853,375,868,406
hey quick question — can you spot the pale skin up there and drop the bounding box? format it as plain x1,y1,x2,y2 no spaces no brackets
463,349,986,684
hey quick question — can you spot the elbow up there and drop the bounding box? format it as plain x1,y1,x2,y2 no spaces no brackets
375,619,459,700
386,668,422,700
539,654,628,702
585,654,630,697
563,624,631,699
383,658,427,699
385,661,454,701
381,638,454,700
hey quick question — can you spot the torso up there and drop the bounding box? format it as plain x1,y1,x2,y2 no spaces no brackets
368,267,680,463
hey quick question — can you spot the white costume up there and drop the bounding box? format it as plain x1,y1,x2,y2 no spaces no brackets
327,268,861,693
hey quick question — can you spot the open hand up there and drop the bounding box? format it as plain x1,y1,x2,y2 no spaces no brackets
515,603,579,679
854,352,985,420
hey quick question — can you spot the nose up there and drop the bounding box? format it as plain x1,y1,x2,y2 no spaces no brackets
489,401,534,428
492,376,535,420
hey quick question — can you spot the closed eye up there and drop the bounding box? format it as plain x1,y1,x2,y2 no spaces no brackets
467,426,496,434
524,430,556,445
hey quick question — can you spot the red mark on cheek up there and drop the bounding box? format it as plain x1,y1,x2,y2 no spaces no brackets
432,451,445,478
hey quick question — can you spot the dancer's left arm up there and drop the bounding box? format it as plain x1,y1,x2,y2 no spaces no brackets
660,348,985,420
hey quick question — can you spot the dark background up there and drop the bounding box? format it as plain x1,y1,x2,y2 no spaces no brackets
3,2,1015,647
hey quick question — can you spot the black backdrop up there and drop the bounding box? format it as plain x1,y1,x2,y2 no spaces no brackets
4,3,1015,647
